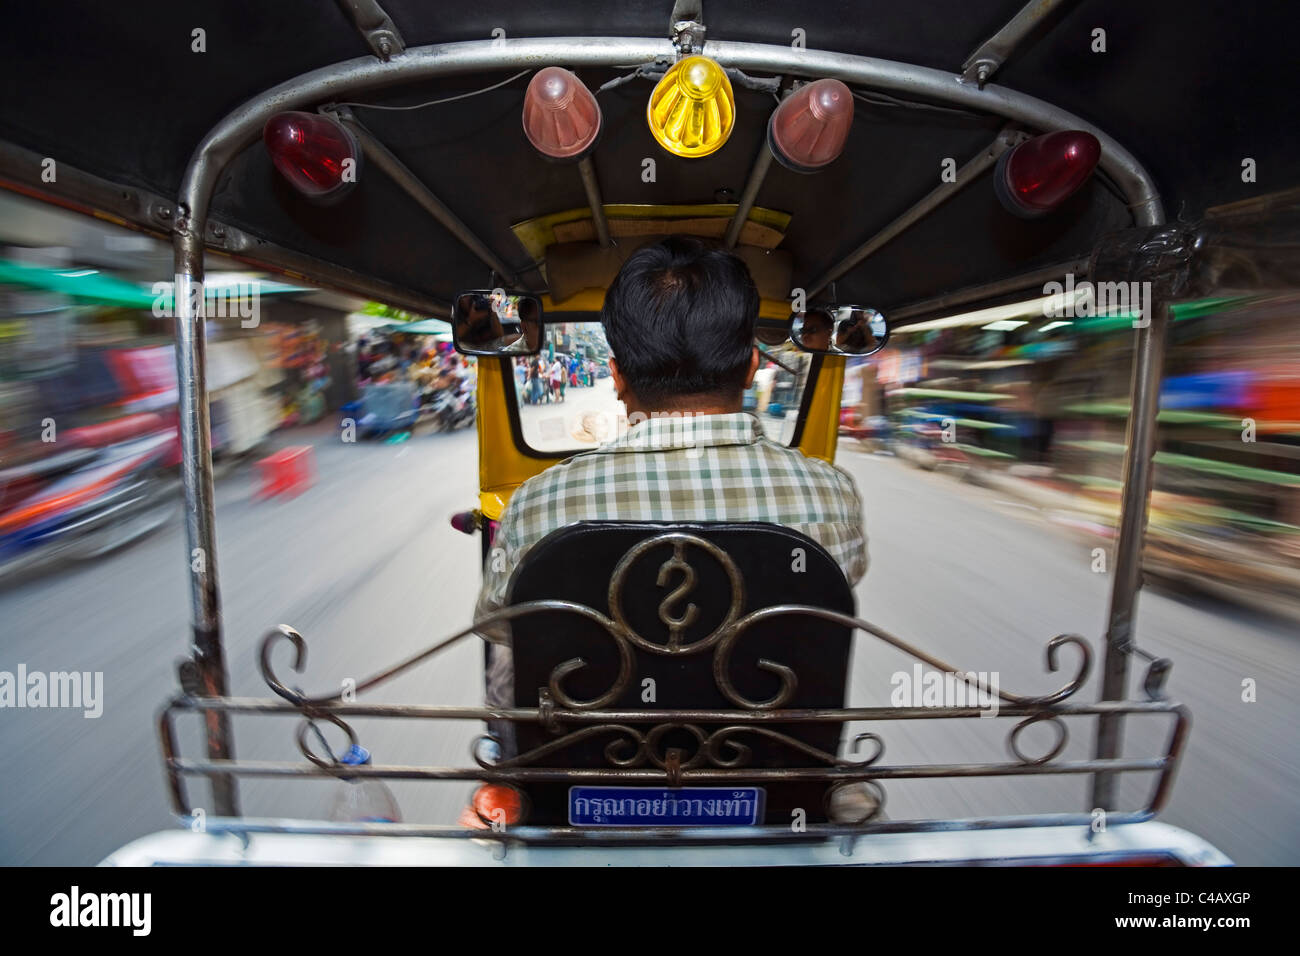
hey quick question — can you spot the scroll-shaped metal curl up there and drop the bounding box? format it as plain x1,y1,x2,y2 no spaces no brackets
848,732,885,766
1007,712,1069,766
257,601,634,708
491,724,648,769
1021,634,1093,707
608,532,746,656
704,726,884,769
295,710,359,770
260,624,310,705
715,605,1092,709
546,636,634,711
645,722,710,770
712,650,798,710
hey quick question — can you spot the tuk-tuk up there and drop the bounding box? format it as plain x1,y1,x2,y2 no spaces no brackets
7,0,1292,866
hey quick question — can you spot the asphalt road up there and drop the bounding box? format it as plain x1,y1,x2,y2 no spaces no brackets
1,422,1296,864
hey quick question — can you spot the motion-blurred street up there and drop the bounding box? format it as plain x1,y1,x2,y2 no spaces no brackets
2,424,1295,864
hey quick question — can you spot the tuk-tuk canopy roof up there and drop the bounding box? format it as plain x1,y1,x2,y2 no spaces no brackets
0,1,1293,315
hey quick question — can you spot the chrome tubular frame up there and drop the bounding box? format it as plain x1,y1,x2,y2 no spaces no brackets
169,35,1169,818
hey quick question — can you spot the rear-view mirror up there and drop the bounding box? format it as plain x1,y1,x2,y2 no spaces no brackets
452,290,543,356
790,306,888,356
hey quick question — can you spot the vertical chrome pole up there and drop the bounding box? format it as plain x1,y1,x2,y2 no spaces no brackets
172,219,239,817
1090,297,1169,811
1087,210,1182,813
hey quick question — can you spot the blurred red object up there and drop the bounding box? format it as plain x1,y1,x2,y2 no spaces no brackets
255,446,315,498
449,510,478,535
104,346,177,404
62,413,167,449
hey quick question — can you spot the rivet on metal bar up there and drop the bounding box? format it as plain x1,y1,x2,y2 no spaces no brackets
960,0,1071,89
665,748,684,788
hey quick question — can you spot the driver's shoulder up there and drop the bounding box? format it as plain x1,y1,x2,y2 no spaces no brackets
753,438,863,510
507,447,608,508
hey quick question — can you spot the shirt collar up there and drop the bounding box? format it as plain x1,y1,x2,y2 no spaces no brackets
596,411,764,453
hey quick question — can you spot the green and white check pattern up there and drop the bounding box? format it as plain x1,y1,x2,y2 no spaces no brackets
475,412,868,706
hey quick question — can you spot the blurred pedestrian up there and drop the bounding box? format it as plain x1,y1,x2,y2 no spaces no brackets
514,357,528,404
550,357,565,403
528,356,545,404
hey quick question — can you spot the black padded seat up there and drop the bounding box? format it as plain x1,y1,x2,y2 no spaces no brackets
505,521,855,827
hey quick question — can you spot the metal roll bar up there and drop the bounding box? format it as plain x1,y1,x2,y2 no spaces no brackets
170,34,1168,816
578,156,614,248
807,128,1023,298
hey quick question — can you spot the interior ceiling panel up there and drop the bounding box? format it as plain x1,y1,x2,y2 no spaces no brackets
1,1,1295,311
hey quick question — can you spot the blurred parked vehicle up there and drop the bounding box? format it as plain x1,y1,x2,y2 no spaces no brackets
0,412,177,582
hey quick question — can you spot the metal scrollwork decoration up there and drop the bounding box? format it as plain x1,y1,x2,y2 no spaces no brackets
607,532,745,655
472,722,886,773
252,530,1097,778
259,533,1092,729
1008,713,1070,766
297,711,359,771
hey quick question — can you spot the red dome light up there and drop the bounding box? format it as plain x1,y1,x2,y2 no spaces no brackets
521,67,601,161
995,130,1102,218
768,79,854,172
263,111,360,201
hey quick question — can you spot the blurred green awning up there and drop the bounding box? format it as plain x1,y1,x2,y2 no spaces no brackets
0,259,156,308
386,317,453,336
0,258,309,310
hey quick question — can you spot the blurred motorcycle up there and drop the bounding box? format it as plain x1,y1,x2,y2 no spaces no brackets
426,385,476,432
341,381,420,438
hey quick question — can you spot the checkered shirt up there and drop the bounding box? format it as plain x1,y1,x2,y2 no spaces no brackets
475,411,868,706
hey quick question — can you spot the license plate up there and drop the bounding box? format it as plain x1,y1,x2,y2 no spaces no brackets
568,787,764,826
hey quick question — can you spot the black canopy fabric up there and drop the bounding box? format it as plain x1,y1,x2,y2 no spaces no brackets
0,1,1294,311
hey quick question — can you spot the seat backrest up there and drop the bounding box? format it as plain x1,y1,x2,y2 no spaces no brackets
506,521,855,826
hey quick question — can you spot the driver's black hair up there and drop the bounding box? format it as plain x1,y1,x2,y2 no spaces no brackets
600,236,758,406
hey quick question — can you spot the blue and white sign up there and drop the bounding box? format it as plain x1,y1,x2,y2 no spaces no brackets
569,787,763,826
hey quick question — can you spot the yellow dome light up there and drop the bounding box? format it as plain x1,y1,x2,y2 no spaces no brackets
646,55,735,158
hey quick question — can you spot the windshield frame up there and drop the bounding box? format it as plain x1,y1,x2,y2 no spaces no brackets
499,313,824,460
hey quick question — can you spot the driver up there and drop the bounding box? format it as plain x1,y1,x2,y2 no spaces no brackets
797,308,834,352
474,236,868,712
455,294,501,344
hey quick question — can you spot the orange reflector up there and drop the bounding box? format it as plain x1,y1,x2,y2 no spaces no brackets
471,784,526,826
